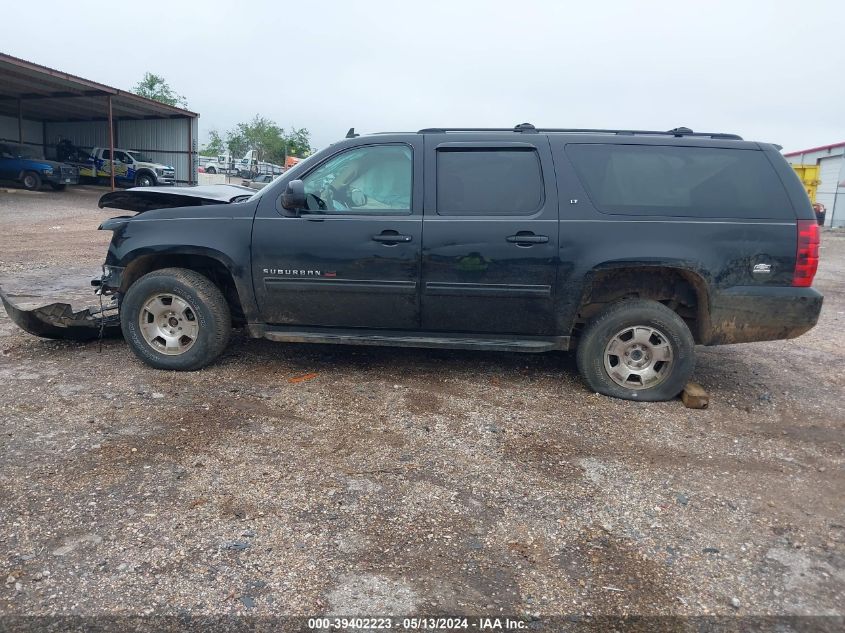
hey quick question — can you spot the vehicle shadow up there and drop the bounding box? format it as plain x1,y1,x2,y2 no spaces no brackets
220,330,588,388
214,329,786,404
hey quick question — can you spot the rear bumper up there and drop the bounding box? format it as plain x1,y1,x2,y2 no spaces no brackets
705,286,823,345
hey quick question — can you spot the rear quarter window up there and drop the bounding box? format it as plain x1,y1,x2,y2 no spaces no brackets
566,144,794,219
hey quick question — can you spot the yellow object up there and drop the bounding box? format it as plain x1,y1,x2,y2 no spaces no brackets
790,164,821,203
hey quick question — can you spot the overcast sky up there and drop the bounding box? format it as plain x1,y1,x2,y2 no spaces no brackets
4,0,843,153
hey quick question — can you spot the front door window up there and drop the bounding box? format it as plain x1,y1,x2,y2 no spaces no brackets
301,145,412,213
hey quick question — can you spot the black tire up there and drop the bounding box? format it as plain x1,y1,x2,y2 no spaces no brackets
50,183,67,191
21,171,42,191
135,172,155,187
576,299,695,401
206,166,216,174
120,268,231,371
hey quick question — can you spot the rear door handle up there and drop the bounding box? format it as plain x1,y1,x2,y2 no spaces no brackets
506,232,548,245
372,231,412,244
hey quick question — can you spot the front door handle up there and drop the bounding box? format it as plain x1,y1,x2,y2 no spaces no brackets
372,230,412,244
506,232,548,246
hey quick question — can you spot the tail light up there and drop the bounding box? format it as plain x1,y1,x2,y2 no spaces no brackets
793,220,820,287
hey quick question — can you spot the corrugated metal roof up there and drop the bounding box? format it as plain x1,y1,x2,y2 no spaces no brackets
0,52,198,122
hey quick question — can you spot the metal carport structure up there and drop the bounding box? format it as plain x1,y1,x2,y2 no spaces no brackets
0,52,198,188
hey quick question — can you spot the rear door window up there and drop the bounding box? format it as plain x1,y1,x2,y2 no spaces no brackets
436,149,543,215
566,144,793,219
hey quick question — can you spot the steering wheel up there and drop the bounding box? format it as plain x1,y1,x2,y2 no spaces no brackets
323,184,349,211
306,192,328,211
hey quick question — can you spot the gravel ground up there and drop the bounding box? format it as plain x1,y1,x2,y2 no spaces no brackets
0,187,843,626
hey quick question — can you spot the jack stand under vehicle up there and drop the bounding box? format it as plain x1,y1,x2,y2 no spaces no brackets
0,287,121,341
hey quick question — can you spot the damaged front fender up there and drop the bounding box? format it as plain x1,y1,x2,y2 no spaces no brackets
0,286,121,341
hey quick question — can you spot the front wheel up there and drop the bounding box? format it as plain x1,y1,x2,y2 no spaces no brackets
576,299,695,401
120,268,231,371
21,171,42,190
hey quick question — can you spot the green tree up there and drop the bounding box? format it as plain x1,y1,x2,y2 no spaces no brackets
226,115,280,161
225,115,312,163
132,72,187,108
201,129,225,156
283,127,312,158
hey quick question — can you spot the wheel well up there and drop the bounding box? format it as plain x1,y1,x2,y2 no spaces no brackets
120,254,245,324
574,266,709,343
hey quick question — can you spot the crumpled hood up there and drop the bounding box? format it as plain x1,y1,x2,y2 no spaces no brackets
98,184,256,213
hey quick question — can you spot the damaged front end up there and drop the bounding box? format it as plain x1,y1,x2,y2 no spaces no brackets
3,184,253,342
1,255,125,341
0,284,121,341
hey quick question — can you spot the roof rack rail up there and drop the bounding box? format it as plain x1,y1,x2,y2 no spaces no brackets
417,123,742,140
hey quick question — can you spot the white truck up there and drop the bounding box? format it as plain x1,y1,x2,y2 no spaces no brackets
201,150,283,178
199,154,234,175
77,147,176,187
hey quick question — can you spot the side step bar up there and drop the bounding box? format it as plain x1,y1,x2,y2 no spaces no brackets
263,327,569,353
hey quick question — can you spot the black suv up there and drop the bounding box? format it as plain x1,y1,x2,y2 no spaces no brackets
90,124,823,401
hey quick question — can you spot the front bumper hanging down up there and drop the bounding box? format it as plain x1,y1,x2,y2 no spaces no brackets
0,286,121,341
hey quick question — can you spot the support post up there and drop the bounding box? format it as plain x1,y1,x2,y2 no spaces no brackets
187,117,193,185
107,95,115,192
17,99,23,145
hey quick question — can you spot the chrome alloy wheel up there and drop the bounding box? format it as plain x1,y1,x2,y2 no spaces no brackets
603,325,674,390
138,293,199,355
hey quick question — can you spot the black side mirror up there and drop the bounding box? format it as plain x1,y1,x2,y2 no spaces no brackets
281,179,306,214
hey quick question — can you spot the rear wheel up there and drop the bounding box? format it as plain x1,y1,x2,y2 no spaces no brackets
576,299,695,401
206,166,217,174
21,171,41,191
120,268,231,371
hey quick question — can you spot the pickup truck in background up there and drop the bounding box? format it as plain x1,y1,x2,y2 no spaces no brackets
77,147,175,187
0,142,79,191
202,150,284,178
